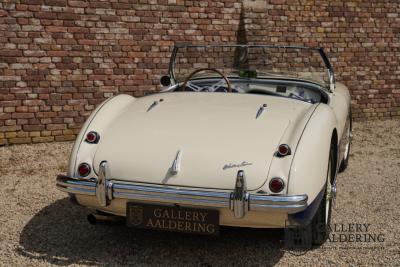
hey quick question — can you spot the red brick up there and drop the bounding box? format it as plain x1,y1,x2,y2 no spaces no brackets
68,0,88,7
55,135,75,141
16,106,28,112
9,137,32,144
21,0,43,4
46,26,67,32
0,50,22,57
35,11,57,19
0,125,21,132
46,124,66,130
58,111,78,117
100,15,119,22
89,75,108,81
48,51,68,57
23,50,47,57
32,136,54,143
0,113,11,120
23,124,45,131
36,112,57,118
12,112,35,119
0,100,21,107
44,0,66,6
68,27,89,33
67,74,87,81
58,13,79,20
55,63,78,69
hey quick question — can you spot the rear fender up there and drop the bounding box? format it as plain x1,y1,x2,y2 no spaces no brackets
288,104,337,205
68,94,135,177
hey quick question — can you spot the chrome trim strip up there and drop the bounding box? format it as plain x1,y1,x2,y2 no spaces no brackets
146,100,159,112
170,150,182,175
56,175,96,195
250,194,307,204
59,186,95,195
56,175,308,215
113,183,230,199
255,104,267,119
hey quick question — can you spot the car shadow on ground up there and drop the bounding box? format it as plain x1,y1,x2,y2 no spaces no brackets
18,198,285,266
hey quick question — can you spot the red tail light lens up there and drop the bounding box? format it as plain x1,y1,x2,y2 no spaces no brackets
78,163,91,177
277,144,291,157
85,131,99,144
269,177,285,193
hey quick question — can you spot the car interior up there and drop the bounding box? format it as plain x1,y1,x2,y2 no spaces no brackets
174,77,329,104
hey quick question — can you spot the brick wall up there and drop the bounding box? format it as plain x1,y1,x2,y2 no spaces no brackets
0,0,399,145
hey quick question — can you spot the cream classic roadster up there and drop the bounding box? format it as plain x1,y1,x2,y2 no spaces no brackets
56,45,351,245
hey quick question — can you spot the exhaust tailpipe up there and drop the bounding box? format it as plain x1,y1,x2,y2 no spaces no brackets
87,213,124,225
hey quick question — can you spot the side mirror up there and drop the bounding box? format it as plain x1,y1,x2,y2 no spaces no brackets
160,75,171,86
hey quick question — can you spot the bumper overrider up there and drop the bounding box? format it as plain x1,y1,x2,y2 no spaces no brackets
56,162,308,219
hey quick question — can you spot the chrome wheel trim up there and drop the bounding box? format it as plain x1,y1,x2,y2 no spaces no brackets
343,125,351,160
325,157,332,224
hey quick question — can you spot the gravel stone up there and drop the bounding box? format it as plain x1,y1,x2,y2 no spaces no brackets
0,120,399,266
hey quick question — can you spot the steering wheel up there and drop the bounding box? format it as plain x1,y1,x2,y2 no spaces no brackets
181,68,232,93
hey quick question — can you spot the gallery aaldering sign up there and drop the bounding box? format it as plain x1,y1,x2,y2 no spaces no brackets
126,203,219,235
326,223,385,243
284,221,386,250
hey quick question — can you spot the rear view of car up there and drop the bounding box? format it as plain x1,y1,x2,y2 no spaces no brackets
56,44,351,246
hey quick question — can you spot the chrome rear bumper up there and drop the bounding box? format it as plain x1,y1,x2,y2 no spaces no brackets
56,162,308,219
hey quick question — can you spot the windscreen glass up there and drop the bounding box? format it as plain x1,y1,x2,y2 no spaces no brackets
172,45,329,86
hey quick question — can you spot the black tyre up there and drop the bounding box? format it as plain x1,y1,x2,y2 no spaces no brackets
310,145,334,245
290,145,335,247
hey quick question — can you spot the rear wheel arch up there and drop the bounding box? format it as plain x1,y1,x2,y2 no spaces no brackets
287,104,338,203
289,139,336,246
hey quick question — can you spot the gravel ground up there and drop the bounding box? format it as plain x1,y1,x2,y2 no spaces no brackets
0,119,399,266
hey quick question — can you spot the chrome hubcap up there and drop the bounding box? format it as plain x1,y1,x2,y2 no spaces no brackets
331,184,337,199
344,126,352,160
327,181,337,201
344,127,351,160
344,143,349,160
325,159,332,223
